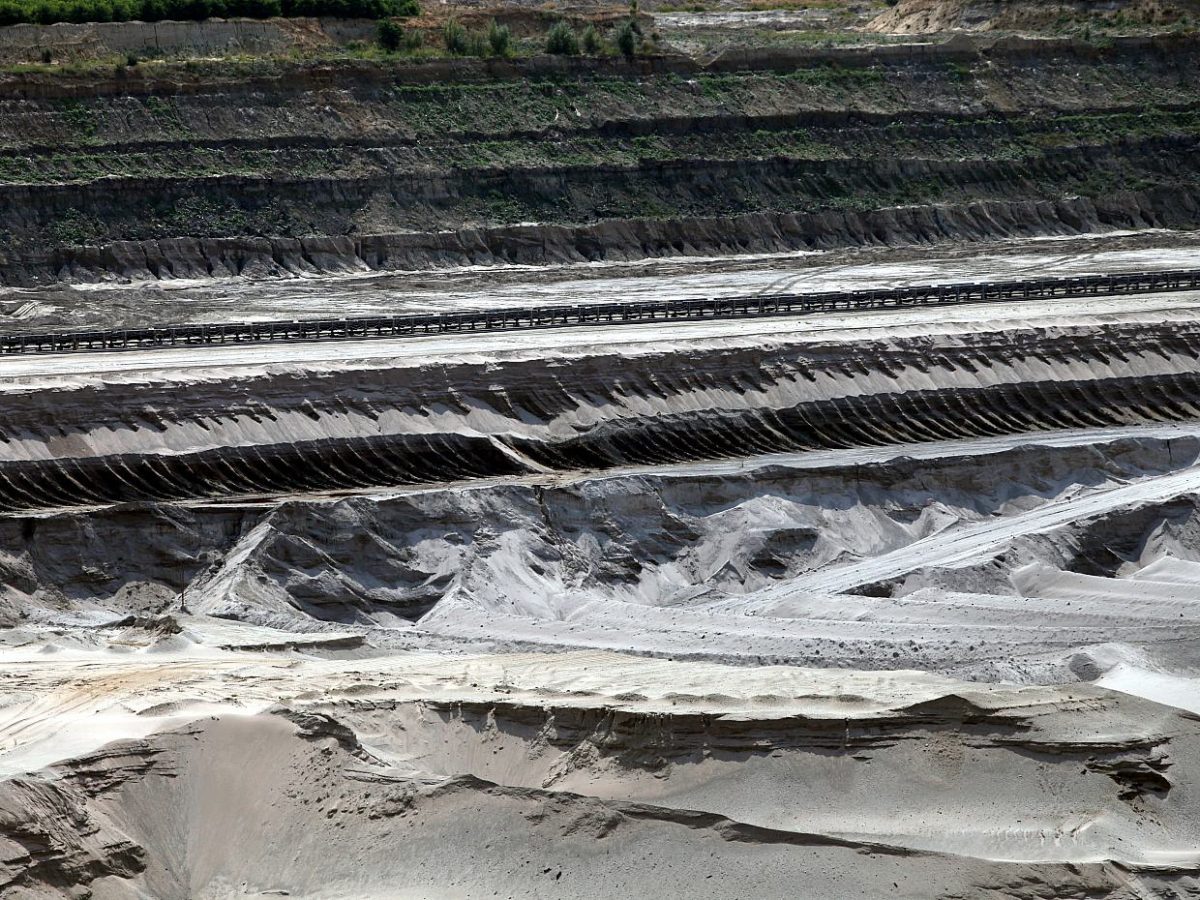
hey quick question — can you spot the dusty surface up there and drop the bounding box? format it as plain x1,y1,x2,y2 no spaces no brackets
2,237,1200,897
4,646,1199,899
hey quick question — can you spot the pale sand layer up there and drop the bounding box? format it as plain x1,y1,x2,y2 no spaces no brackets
1,644,1198,898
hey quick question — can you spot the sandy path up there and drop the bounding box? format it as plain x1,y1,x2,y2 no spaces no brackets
587,422,1200,483
1,288,1199,383
2,643,1196,891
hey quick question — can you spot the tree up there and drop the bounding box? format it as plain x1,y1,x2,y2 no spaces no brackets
615,19,637,56
582,23,601,54
443,18,469,54
487,19,511,56
377,19,404,52
546,21,580,55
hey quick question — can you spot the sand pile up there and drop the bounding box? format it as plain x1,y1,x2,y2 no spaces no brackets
1,648,1198,899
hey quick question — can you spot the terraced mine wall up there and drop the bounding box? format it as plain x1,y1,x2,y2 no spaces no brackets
1,34,1199,283
3,317,1200,511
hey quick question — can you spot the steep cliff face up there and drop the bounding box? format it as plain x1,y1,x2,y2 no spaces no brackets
2,36,1199,283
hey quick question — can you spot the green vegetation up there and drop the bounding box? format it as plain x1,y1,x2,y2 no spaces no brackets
487,20,510,57
53,98,98,140
615,19,637,56
946,61,973,81
442,18,510,57
0,0,417,27
375,18,430,55
545,21,579,55
376,19,401,51
581,23,600,55
3,38,1199,252
47,209,105,244
442,18,467,53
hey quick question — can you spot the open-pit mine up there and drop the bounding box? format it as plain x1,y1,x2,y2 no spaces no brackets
3,1,1200,897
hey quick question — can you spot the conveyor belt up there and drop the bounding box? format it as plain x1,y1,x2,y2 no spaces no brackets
2,268,1198,356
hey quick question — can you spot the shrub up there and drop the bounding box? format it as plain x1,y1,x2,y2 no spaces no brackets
615,19,637,56
545,20,579,55
224,0,281,18
581,23,600,54
487,18,510,56
466,28,487,56
377,18,402,51
443,17,469,54
0,0,414,25
288,0,416,17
